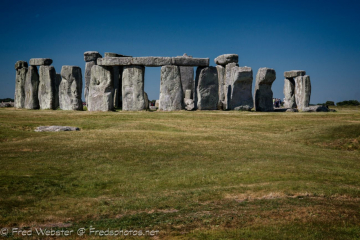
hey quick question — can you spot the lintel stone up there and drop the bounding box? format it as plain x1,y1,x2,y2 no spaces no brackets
284,70,306,78
29,58,53,66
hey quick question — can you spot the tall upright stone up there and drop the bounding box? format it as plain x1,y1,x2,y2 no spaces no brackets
38,66,56,110
144,92,149,110
88,65,114,111
225,62,239,86
196,66,219,110
159,65,183,111
178,54,194,100
216,65,225,109
254,68,276,112
122,66,145,111
24,66,40,109
14,61,28,108
283,78,296,108
59,66,83,110
295,75,311,111
54,73,61,109
84,51,102,105
230,66,253,110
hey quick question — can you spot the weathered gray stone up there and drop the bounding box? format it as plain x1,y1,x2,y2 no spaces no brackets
29,58,53,66
283,78,296,108
214,54,238,65
302,105,329,112
112,66,120,108
225,62,239,86
54,74,61,109
149,106,157,111
295,75,311,111
171,57,209,66
132,57,172,66
185,89,192,99
38,66,56,109
159,65,183,111
155,100,159,108
35,126,80,132
254,68,276,112
223,85,231,110
230,66,253,110
184,98,195,111
59,66,83,110
144,92,149,110
84,61,96,105
234,106,252,111
0,102,14,108
286,108,299,112
15,61,28,70
84,51,102,62
14,62,28,108
98,57,133,66
88,65,114,111
196,66,219,110
104,52,131,57
216,65,225,108
24,66,39,109
284,70,306,78
122,65,145,111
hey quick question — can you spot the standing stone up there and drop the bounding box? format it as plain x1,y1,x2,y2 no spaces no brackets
24,66,40,109
178,54,194,100
122,66,145,111
144,92,149,110
14,61,28,108
159,65,183,111
295,75,311,111
196,66,219,110
225,62,239,86
283,78,296,108
38,66,56,110
254,68,276,112
59,66,83,110
54,73,61,109
84,51,102,106
216,65,225,109
230,66,253,110
223,85,231,110
88,65,114,111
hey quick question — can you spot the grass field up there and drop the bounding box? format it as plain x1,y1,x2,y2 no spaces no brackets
0,107,360,239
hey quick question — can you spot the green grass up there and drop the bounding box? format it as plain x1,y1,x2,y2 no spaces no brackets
0,107,359,239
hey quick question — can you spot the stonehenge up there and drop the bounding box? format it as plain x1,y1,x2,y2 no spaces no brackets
14,61,28,108
13,51,316,113
59,66,83,110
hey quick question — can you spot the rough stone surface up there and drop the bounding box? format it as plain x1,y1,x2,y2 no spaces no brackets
35,126,80,132
230,66,253,110
84,61,96,105
24,66,40,109
196,66,219,110
155,100,159,108
225,62,239,86
171,57,209,66
59,66,83,110
159,65,183,111
14,65,28,108
185,89,192,99
302,105,329,112
38,66,56,109
54,74,61,109
214,54,238,65
15,61,28,70
98,57,209,67
223,85,231,110
254,68,276,112
132,57,172,66
144,92,149,110
112,66,120,108
284,70,306,78
149,106,157,111
122,65,145,111
84,51,102,62
104,52,131,57
0,102,14,108
29,58,53,66
286,108,299,112
88,65,114,111
283,78,296,108
295,75,311,111
216,65,225,107
184,98,195,111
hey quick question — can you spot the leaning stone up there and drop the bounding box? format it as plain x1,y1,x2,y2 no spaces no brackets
286,108,299,112
283,78,296,108
59,66,83,110
54,73,61,109
144,92,149,110
284,70,306,78
38,66,56,109
225,62,239,86
132,57,172,66
214,54,238,65
104,52,132,57
184,98,195,111
294,75,311,111
35,126,80,132
196,67,219,110
159,65,183,111
171,57,209,66
185,89,192,99
122,65,145,111
14,63,28,108
29,58,53,66
24,66,40,109
84,51,102,62
230,66,253,110
302,105,329,112
254,68,276,112
15,61,28,70
88,65,114,111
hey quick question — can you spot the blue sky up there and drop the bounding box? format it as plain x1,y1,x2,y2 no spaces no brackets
1,0,359,103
